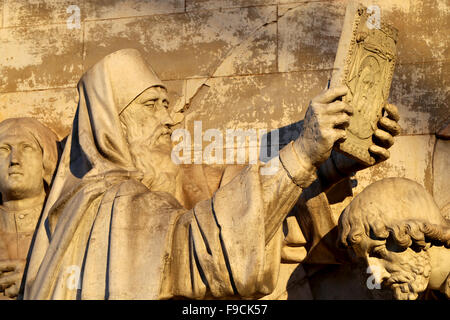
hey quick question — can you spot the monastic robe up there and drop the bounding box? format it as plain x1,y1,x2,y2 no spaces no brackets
23,49,317,300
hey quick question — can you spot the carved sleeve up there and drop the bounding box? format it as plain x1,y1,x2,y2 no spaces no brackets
166,143,317,299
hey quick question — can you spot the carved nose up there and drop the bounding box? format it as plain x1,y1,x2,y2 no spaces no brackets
161,110,175,128
9,148,21,165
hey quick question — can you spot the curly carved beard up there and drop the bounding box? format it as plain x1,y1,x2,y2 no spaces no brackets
384,249,431,300
128,129,180,196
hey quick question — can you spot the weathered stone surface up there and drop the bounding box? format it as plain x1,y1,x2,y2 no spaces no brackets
84,0,185,20
184,71,329,138
349,0,449,64
213,21,277,77
186,77,208,106
178,71,329,165
3,0,83,27
0,25,83,92
186,0,275,11
0,0,3,28
360,0,449,64
433,139,450,218
392,0,449,64
278,0,449,73
278,2,345,72
83,6,276,80
278,0,338,4
0,88,78,139
389,62,449,135
353,135,436,195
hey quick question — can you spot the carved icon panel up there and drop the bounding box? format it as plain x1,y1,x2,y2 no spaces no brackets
330,2,398,166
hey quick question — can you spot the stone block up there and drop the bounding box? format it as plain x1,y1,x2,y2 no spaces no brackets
278,2,346,72
278,0,329,4
278,0,449,73
3,0,83,27
84,0,185,21
391,0,449,64
169,71,329,165
389,62,449,135
213,21,277,77
0,24,83,92
184,71,329,134
83,6,277,80
0,88,78,139
0,0,3,28
186,0,275,11
433,139,450,218
353,134,436,195
343,0,448,64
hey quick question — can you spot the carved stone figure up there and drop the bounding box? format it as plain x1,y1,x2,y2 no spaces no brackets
338,177,450,300
0,118,58,299
22,49,399,300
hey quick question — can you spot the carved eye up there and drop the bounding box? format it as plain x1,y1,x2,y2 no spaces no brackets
144,99,157,108
23,144,33,150
0,144,10,151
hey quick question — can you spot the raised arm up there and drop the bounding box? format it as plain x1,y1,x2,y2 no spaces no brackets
166,86,353,299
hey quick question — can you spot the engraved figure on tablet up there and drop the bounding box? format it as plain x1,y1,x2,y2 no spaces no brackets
349,55,382,139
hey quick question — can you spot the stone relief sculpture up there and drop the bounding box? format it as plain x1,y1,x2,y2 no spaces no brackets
0,118,59,299
21,48,402,300
338,177,450,300
331,2,398,166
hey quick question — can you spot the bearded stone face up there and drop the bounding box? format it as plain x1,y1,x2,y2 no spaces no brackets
351,233,432,300
338,177,450,300
119,86,179,194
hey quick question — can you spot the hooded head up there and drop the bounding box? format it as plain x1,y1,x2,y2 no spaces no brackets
0,117,59,202
73,49,168,174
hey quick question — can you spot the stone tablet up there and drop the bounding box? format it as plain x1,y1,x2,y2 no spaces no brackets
330,1,398,166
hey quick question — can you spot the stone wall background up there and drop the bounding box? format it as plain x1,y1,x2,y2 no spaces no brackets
0,0,448,212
